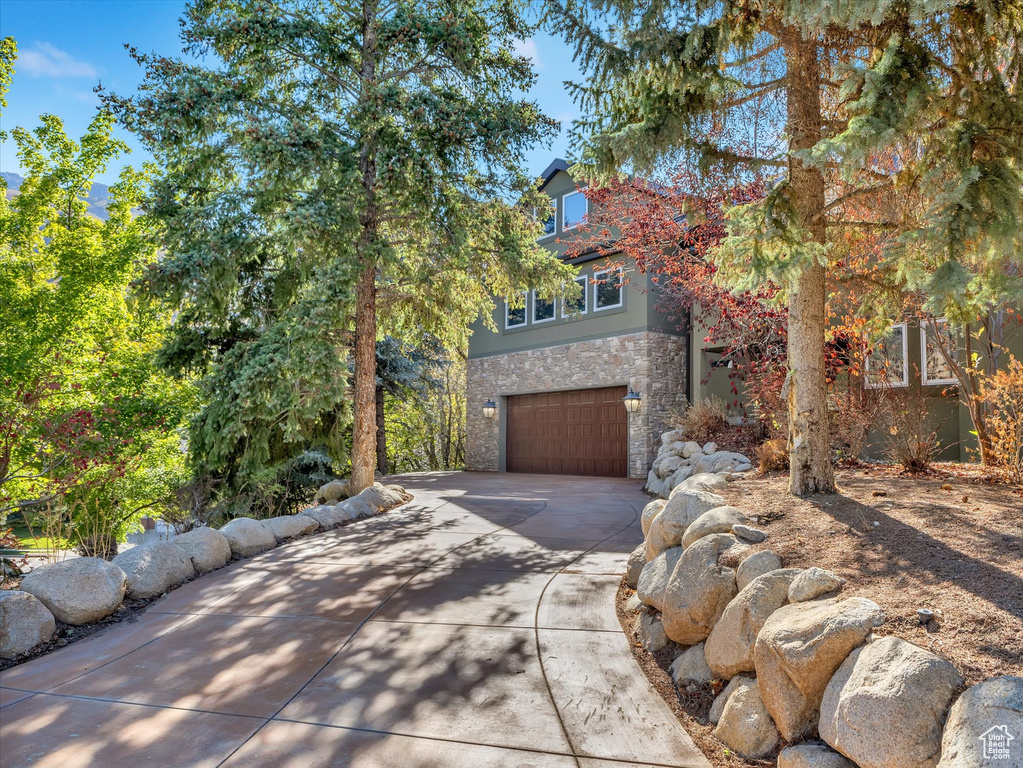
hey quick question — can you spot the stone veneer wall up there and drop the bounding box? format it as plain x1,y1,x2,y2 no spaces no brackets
465,331,687,478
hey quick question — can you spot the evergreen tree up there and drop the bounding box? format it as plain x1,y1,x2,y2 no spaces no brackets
107,0,574,493
549,0,1023,495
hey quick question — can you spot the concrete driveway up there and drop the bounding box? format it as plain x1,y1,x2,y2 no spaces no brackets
0,472,709,768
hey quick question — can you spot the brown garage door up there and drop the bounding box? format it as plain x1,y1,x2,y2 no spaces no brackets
506,386,628,477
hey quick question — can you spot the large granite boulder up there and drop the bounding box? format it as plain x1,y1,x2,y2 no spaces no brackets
646,471,666,498
645,488,725,560
314,479,349,504
710,674,752,725
820,637,963,768
640,499,667,536
754,596,885,741
264,514,319,542
219,517,277,558
626,544,645,589
636,546,684,612
636,610,670,653
670,472,728,497
340,494,377,519
704,568,802,679
301,504,348,529
681,505,749,548
113,542,196,599
789,567,846,603
358,483,405,511
0,590,55,659
21,557,126,626
714,676,781,759
778,743,857,768
938,676,1023,767
173,527,232,574
661,533,740,645
670,642,714,686
737,550,783,590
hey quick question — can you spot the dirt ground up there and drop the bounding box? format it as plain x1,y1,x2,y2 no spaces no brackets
617,465,1022,768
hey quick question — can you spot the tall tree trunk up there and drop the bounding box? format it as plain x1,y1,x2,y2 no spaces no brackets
351,0,379,494
784,33,836,495
375,384,388,475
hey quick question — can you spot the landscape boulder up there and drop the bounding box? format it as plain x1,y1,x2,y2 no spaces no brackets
173,527,232,574
937,675,1023,767
732,524,768,543
661,533,740,645
646,471,666,498
264,514,319,542
681,505,749,548
384,484,412,502
704,568,802,680
314,479,349,504
636,546,685,612
302,504,348,529
778,743,857,768
670,472,728,497
670,642,713,687
658,455,684,478
636,611,670,653
820,637,964,768
788,567,846,603
645,488,726,560
113,542,196,599
21,557,126,626
714,676,780,759
710,675,751,725
358,482,405,511
665,465,694,492
625,593,643,613
754,596,885,741
0,590,55,659
219,517,277,558
640,499,667,536
682,441,703,458
340,494,377,519
737,550,783,590
626,544,646,588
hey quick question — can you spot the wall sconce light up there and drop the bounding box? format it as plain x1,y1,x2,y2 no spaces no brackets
482,399,497,419
623,388,642,413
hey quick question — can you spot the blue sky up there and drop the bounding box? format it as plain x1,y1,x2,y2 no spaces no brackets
0,0,582,184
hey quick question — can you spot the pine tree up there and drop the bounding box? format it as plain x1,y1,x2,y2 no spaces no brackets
549,0,1023,495
107,0,574,493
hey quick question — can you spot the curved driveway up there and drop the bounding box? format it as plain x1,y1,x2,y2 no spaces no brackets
0,472,709,768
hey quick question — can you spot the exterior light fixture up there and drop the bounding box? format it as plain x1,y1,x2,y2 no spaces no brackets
482,399,497,419
623,388,642,413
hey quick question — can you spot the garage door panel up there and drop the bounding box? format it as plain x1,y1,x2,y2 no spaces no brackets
507,386,627,478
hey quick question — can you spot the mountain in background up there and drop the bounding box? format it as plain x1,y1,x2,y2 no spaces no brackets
2,171,111,221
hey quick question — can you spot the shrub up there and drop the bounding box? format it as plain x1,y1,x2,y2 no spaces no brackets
756,437,789,472
982,356,1023,482
881,381,945,472
675,397,729,443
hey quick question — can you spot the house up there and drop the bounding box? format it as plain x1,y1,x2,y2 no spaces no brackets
464,159,689,479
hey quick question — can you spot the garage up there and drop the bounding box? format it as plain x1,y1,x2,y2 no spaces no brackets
506,386,628,477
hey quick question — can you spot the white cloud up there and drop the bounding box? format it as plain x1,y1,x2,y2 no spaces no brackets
512,38,542,70
18,43,98,79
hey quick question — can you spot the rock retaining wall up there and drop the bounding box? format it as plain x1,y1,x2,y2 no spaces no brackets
627,432,1022,767
1,482,412,662
645,430,754,498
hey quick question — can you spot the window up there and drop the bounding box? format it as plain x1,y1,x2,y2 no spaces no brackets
921,319,957,385
505,292,527,329
865,323,909,388
562,276,587,317
593,268,624,311
532,291,555,323
562,189,588,230
534,198,556,238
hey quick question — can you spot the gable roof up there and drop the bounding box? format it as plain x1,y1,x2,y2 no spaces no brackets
538,158,570,192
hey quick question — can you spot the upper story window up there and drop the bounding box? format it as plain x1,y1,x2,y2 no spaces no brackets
562,189,588,231
562,275,587,317
535,198,556,238
865,323,909,388
593,268,624,311
921,319,957,385
532,291,556,323
506,292,527,329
